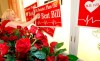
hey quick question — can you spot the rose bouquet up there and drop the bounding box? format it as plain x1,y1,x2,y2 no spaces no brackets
0,25,78,61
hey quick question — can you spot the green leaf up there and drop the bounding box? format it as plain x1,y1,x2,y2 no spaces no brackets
33,51,46,59
30,51,35,57
67,54,78,61
8,41,15,47
30,46,37,52
55,42,64,49
42,47,50,55
5,54,15,61
29,56,35,61
55,48,66,56
0,40,4,43
14,30,20,39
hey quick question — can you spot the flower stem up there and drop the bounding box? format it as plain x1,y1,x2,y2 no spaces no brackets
31,39,37,46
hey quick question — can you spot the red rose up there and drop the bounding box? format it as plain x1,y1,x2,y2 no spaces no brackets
50,42,57,48
57,54,69,61
0,42,9,56
16,38,31,53
23,27,30,37
9,35,17,41
34,43,42,50
46,56,55,61
34,36,49,49
19,29,24,36
17,26,22,29
24,27,28,31
35,30,44,40
30,25,37,34
50,46,54,54
0,55,4,61
50,42,57,54
41,36,49,47
19,28,29,37
4,26,15,34
1,29,5,35
0,26,2,32
1,36,9,42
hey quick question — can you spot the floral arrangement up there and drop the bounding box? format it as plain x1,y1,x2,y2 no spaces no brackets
0,25,78,61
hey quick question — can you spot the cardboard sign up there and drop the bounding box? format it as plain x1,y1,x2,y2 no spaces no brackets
25,2,37,21
24,0,62,37
39,27,55,37
78,0,100,27
34,1,62,27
